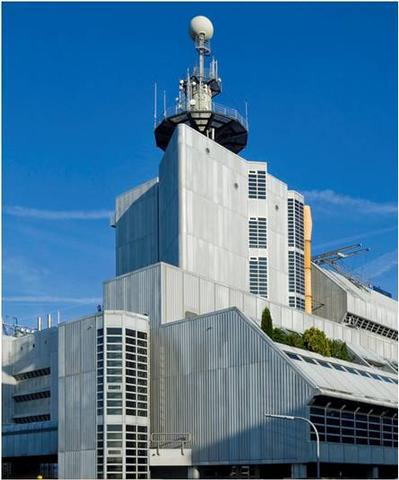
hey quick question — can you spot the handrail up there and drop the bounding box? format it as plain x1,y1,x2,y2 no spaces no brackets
150,432,192,455
157,102,248,130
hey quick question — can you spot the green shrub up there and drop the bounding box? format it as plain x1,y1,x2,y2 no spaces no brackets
264,319,354,365
303,327,331,357
286,332,305,349
261,307,273,337
329,339,353,362
271,327,289,345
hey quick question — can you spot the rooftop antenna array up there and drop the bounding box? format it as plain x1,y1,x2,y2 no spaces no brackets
312,243,370,291
154,16,248,153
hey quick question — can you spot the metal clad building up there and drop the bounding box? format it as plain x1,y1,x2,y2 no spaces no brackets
2,13,398,480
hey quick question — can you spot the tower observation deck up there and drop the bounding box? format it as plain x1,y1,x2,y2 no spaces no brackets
154,16,248,154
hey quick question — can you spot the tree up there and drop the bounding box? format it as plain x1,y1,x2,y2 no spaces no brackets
286,332,305,349
271,328,288,345
303,327,331,357
329,339,353,362
261,307,273,337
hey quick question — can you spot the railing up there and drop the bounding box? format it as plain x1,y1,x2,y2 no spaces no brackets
212,102,248,129
150,432,192,455
157,102,248,130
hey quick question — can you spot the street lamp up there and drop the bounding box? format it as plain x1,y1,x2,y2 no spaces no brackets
264,413,320,479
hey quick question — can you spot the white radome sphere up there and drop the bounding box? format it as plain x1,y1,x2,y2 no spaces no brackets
189,16,214,40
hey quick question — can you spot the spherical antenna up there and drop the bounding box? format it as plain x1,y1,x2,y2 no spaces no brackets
189,16,214,41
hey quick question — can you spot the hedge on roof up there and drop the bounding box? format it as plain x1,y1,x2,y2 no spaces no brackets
260,307,354,362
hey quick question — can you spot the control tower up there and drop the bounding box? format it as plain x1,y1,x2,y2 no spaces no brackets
155,16,248,154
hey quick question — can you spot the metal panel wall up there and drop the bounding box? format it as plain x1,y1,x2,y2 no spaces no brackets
104,262,397,362
104,263,161,327
152,308,315,465
178,125,249,291
2,328,59,457
159,262,397,362
152,308,397,467
115,179,159,276
159,128,180,267
58,314,97,479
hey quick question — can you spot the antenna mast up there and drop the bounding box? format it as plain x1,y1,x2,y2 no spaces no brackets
153,83,157,128
154,16,248,154
313,243,370,291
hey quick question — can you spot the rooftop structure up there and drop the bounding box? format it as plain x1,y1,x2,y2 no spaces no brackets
154,16,248,154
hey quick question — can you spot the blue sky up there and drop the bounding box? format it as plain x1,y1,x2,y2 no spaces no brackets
3,2,397,327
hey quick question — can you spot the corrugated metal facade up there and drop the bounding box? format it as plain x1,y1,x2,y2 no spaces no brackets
152,308,398,466
152,308,315,465
115,178,160,277
104,262,398,362
58,314,98,479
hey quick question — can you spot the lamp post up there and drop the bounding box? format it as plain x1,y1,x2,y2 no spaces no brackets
264,413,320,479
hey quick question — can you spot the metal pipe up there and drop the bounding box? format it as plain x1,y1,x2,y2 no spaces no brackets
153,82,157,128
304,205,313,314
47,313,52,329
37,316,42,331
197,35,205,79
265,413,320,479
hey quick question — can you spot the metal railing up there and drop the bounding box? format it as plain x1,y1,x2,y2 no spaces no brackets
150,432,192,455
156,102,248,129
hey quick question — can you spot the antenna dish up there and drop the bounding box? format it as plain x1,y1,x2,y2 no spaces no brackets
189,16,214,40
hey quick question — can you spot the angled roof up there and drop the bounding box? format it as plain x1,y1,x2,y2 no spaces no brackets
314,264,397,331
278,344,398,409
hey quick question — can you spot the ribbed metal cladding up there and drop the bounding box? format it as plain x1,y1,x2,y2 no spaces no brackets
152,307,315,465
104,262,397,362
58,314,97,479
104,264,161,326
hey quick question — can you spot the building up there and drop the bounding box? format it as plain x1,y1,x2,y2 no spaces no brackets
2,15,398,480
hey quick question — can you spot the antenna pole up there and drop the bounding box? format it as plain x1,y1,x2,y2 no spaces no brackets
153,83,157,128
198,36,205,79
245,101,249,129
163,90,166,118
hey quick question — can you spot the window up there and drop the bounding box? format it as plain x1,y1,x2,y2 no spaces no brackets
13,390,50,402
249,217,267,248
248,170,266,199
249,257,268,298
310,405,397,447
343,313,398,340
107,328,122,335
14,414,50,423
14,368,51,381
288,251,305,295
287,198,304,249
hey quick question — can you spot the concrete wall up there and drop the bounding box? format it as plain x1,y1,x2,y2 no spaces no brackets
58,314,98,479
312,264,347,323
